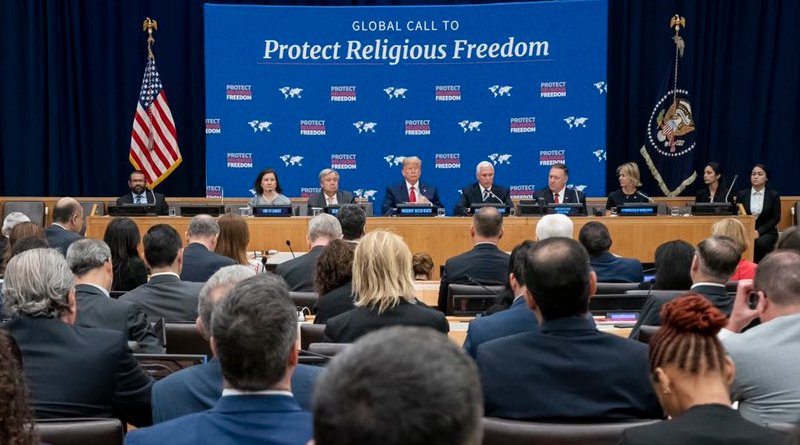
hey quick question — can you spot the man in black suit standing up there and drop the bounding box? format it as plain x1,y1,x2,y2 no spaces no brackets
437,207,510,312
276,213,342,292
180,215,235,283
65,239,161,353
534,162,586,205
44,197,84,255
454,161,513,216
116,170,169,215
307,169,355,209
2,248,153,425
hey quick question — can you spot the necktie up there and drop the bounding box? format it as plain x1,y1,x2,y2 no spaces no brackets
553,192,559,204
136,195,143,204
409,186,417,203
483,190,490,202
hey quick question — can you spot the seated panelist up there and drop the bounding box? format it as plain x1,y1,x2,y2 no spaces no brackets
606,161,651,211
249,168,291,207
454,161,512,216
307,169,355,209
533,163,586,205
116,170,169,215
381,156,443,215
695,162,733,204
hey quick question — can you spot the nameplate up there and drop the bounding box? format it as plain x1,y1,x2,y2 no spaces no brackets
618,204,658,216
469,203,510,216
253,205,292,217
395,204,435,217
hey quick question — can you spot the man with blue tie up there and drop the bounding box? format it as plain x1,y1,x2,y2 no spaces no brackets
454,161,513,216
381,156,443,215
116,170,169,215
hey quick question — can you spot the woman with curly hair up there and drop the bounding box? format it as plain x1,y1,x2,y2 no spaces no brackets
0,330,38,445
313,239,356,324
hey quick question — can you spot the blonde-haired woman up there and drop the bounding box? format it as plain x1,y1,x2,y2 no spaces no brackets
323,230,448,342
711,218,756,280
606,162,650,212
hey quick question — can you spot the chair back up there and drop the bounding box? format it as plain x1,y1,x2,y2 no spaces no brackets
165,322,213,356
35,418,124,445
134,353,207,380
636,325,660,345
301,323,325,350
308,342,351,357
291,291,319,314
482,417,661,445
2,201,46,227
595,282,641,294
447,283,505,316
80,201,104,217
589,294,648,313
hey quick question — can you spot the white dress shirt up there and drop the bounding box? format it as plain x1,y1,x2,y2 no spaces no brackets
750,187,764,216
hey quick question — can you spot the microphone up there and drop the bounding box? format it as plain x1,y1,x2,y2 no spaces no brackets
537,196,546,216
261,253,268,273
485,189,504,204
285,240,296,259
636,190,653,203
466,275,501,296
724,174,738,203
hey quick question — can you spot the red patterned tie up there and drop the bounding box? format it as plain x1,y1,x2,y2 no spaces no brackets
409,186,417,203
553,192,559,204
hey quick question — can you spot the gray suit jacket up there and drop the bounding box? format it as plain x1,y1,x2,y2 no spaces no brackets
275,245,325,292
120,273,203,322
307,190,355,208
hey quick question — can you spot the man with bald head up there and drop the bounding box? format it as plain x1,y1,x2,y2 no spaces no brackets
381,156,443,215
45,197,84,255
454,161,513,216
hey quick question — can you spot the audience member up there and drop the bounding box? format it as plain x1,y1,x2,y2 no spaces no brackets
579,221,643,283
116,170,169,215
66,239,161,353
312,326,483,445
215,214,263,273
180,215,235,282
463,240,537,358
121,224,204,322
103,217,148,292
0,329,38,445
476,237,661,420
44,197,84,255
776,226,800,252
438,207,510,312
1,212,30,258
336,203,366,242
324,230,448,342
126,273,313,444
151,266,320,423
276,213,342,292
412,252,434,280
711,218,756,280
313,239,356,324
534,213,573,240
3,248,153,425
649,240,694,290
619,295,785,445
1,222,45,276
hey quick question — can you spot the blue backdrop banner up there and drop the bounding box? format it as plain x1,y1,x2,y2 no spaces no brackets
205,0,607,215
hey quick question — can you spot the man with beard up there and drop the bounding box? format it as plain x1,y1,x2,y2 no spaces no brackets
117,170,169,215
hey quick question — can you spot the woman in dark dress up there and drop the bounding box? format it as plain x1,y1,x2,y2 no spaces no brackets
735,164,781,262
606,162,650,212
695,162,732,203
103,217,147,292
313,239,356,324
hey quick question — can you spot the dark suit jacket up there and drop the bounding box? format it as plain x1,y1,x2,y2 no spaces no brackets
618,404,786,445
74,284,161,353
180,243,236,283
630,284,731,340
463,296,539,358
112,256,148,292
735,188,781,236
438,243,510,312
127,394,312,445
151,358,321,423
314,281,356,325
116,191,169,215
275,245,325,292
535,187,587,205
307,190,355,208
44,224,83,255
119,273,203,322
590,252,644,283
324,300,449,343
606,189,650,209
454,183,512,216
381,181,443,215
3,316,153,425
695,186,734,204
477,315,662,421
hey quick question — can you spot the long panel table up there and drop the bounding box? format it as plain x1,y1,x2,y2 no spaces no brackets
86,215,754,280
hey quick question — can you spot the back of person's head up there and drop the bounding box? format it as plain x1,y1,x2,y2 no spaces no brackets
308,213,343,242
211,273,297,391
337,204,366,241
0,330,38,445
411,252,434,280
215,214,250,265
710,218,748,252
578,221,612,257
312,326,483,445
535,214,573,240
10,237,50,258
314,239,355,295
2,212,30,238
66,239,111,276
3,248,74,319
143,224,182,268
695,236,740,282
754,250,800,308
197,265,256,339
510,240,536,287
472,206,503,238
187,215,220,239
51,198,81,224
103,217,141,269
352,230,416,313
1,222,46,275
524,237,592,320
776,226,800,253
653,240,694,290
9,222,44,246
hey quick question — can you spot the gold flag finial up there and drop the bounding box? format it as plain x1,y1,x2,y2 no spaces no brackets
670,15,685,57
142,18,158,60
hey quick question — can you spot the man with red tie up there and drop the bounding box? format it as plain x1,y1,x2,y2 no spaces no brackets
534,162,586,205
381,156,443,215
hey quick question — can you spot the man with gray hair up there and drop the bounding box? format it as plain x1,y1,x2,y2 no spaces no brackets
534,213,574,240
381,156,443,215
151,266,321,423
307,168,355,209
276,213,342,292
44,197,84,255
180,214,235,282
454,161,512,216
66,239,161,352
2,248,153,425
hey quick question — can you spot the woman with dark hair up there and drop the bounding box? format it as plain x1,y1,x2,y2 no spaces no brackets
313,239,356,324
103,217,147,292
777,226,800,253
735,163,781,262
249,168,291,206
0,222,45,276
695,162,732,203
215,214,263,273
619,295,785,444
649,240,694,290
0,330,38,445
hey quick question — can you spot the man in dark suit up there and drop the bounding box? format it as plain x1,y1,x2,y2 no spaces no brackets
630,236,740,339
116,170,169,215
454,161,513,216
477,237,662,420
180,215,235,283
2,248,153,425
151,265,321,423
579,221,643,283
533,162,586,206
121,224,204,322
66,239,161,353
438,207,510,312
307,168,355,209
276,213,342,292
126,273,312,445
381,156,443,215
44,197,84,255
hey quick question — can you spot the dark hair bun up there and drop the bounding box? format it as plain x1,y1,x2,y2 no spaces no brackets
660,294,727,336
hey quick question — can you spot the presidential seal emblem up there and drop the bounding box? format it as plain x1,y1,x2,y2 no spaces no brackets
647,89,695,156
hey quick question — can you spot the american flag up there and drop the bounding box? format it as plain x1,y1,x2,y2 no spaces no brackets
129,57,181,187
